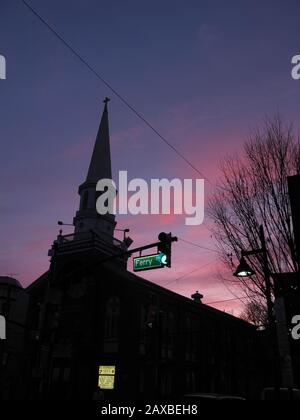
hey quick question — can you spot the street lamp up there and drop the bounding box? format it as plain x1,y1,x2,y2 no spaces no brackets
234,225,296,389
58,221,74,227
233,225,273,326
234,257,256,278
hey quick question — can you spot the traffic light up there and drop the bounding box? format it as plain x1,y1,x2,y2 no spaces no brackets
158,232,173,268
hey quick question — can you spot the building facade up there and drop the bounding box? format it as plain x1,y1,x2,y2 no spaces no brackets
21,264,263,401
2,101,269,400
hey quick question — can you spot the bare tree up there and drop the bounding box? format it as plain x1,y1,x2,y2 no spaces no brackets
209,116,300,308
240,299,268,329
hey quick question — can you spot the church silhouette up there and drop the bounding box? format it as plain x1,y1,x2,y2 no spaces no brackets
0,101,269,401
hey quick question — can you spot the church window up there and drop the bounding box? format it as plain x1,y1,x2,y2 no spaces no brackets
82,191,89,210
104,297,120,340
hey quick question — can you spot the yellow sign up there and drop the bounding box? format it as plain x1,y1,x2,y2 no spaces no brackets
99,366,116,375
98,375,115,390
98,365,116,390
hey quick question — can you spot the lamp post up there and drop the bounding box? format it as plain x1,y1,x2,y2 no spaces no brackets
234,225,273,327
233,225,296,389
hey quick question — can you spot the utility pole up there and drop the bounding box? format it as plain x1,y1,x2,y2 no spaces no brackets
234,225,284,387
237,225,273,326
259,225,273,327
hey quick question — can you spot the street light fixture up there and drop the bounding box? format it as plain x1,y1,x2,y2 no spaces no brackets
58,221,74,227
233,225,273,326
234,257,256,278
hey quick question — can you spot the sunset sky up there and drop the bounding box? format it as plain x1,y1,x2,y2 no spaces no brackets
1,0,300,315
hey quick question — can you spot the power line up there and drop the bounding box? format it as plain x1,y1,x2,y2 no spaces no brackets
177,238,250,304
204,296,248,305
178,237,222,255
163,259,217,287
162,256,254,304
165,266,253,306
21,0,212,185
164,261,250,306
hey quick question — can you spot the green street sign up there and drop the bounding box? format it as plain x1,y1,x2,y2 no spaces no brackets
133,253,167,272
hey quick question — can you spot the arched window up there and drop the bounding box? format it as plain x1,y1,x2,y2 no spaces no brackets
82,191,89,210
185,317,192,361
139,306,147,355
167,312,175,358
104,297,120,340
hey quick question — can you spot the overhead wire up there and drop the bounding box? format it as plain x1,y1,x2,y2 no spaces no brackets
21,0,213,185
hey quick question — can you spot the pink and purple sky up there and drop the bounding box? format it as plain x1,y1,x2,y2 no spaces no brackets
1,0,300,315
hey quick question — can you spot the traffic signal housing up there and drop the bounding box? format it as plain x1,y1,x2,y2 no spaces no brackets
158,232,177,268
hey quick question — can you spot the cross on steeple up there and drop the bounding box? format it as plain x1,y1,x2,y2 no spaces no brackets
103,97,110,108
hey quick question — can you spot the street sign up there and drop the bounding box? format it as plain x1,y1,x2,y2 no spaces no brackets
133,253,167,272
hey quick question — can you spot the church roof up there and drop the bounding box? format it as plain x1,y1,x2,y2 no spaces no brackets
85,98,112,183
0,276,23,289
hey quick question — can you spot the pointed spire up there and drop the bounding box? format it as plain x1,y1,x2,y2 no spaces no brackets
86,97,112,183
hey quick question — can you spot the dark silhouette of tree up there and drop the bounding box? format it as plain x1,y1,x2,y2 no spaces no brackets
209,116,300,307
240,300,268,329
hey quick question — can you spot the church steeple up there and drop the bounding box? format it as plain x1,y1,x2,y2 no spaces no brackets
86,97,112,183
73,98,116,240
